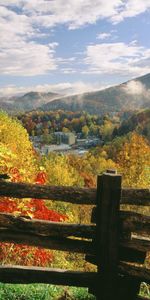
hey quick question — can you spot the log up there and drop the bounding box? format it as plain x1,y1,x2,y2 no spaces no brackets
119,262,150,284
121,189,150,206
0,265,97,287
0,181,96,205
0,213,96,239
119,247,146,264
3,266,148,299
86,240,147,264
0,229,95,254
120,211,150,236
0,180,149,206
92,209,150,236
120,237,150,253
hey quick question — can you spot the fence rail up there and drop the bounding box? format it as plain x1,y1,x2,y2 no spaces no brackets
0,265,97,287
0,180,149,206
0,171,150,300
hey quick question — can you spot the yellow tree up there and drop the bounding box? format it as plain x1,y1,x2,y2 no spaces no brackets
117,132,150,188
82,125,89,138
0,111,37,182
42,153,83,187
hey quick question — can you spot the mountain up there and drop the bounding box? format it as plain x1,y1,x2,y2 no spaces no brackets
1,73,150,114
40,73,150,115
0,91,60,113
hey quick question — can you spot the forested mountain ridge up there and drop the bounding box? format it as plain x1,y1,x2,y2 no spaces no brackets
0,73,150,114
0,91,60,113
40,73,150,114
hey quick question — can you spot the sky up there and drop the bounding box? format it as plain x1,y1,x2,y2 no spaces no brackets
0,0,150,97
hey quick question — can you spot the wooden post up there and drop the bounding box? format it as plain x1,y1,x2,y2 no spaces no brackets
95,170,122,300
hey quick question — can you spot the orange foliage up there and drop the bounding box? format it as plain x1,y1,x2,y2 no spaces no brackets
0,170,67,266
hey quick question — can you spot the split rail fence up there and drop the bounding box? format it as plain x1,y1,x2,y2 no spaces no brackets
0,170,149,300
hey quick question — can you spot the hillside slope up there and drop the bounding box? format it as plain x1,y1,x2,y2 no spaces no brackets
0,73,149,114
113,108,150,140
0,91,60,113
40,73,150,114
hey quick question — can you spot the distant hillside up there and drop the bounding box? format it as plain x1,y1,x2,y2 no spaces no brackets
113,109,150,140
0,73,150,114
40,73,150,115
0,91,60,113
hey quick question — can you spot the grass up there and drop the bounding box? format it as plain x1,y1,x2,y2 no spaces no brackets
0,284,96,300
140,283,150,299
0,283,150,299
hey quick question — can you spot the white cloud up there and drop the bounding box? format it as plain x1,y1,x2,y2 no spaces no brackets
122,80,145,95
1,0,150,30
84,42,150,76
0,81,107,98
122,80,150,98
0,1,150,76
97,32,111,40
21,0,123,29
0,7,31,49
111,0,150,24
0,5,58,76
0,41,58,76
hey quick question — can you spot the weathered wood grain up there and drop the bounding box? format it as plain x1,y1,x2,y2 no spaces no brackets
118,262,150,284
0,180,149,206
0,181,96,205
0,229,94,254
0,213,96,239
120,237,150,252
92,209,150,236
0,265,97,287
120,211,150,236
121,189,150,206
86,246,146,265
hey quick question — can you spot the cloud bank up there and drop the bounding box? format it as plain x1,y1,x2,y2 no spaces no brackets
0,81,106,98
122,80,150,99
0,0,150,77
84,42,150,76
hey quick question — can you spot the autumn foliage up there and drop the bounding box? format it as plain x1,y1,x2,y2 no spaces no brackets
0,111,150,269
0,169,67,266
0,112,67,267
117,132,150,188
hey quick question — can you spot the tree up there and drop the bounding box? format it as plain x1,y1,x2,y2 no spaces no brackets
42,153,83,187
82,125,89,138
117,132,150,188
0,111,37,182
62,127,70,133
99,120,115,142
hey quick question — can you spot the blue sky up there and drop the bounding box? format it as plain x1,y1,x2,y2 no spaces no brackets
0,0,150,97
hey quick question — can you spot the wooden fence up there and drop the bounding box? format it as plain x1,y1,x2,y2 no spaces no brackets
0,170,149,300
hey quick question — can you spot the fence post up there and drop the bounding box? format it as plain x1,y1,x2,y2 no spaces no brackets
95,169,122,300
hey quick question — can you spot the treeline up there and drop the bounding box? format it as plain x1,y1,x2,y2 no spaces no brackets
113,109,150,140
17,109,150,144
17,110,119,141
